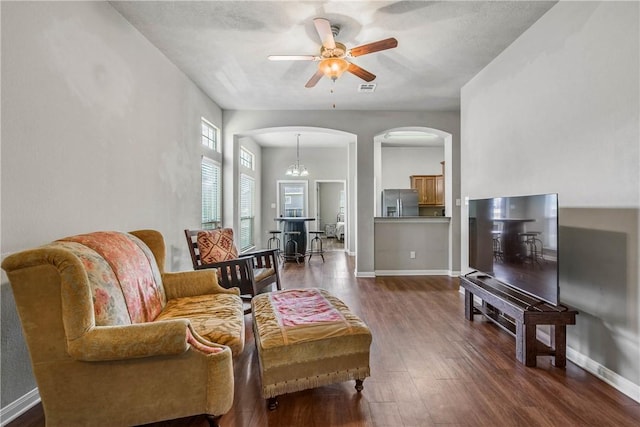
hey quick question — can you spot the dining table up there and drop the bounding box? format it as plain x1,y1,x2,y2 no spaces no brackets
492,218,536,263
274,217,316,261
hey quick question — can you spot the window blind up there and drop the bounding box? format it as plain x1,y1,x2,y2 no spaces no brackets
201,157,221,229
239,173,255,250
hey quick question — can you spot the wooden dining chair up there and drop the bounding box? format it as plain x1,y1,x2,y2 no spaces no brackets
184,228,282,313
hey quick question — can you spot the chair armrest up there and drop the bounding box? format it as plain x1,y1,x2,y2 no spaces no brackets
162,270,239,300
67,319,193,361
240,248,278,258
197,257,256,295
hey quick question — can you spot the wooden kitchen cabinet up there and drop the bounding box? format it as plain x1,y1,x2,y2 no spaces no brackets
411,175,436,205
435,175,444,206
411,175,444,206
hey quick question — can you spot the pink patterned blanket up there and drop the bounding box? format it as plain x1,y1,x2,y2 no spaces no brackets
254,288,364,348
271,288,345,328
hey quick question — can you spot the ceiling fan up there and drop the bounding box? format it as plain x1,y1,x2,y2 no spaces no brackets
268,18,398,88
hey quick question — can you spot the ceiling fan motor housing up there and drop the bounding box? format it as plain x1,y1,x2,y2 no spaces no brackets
321,42,347,59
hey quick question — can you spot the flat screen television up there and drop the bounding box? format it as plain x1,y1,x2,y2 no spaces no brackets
468,193,559,306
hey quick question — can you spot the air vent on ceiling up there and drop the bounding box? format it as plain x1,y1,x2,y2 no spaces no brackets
358,83,376,93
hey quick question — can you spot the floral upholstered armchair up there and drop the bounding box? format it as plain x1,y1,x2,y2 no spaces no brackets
1,229,245,427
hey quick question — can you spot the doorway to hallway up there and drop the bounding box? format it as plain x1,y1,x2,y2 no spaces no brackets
315,180,346,252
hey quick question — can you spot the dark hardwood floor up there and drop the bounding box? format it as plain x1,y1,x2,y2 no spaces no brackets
8,251,640,426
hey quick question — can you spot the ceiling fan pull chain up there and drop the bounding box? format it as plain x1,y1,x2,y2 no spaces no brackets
331,80,336,109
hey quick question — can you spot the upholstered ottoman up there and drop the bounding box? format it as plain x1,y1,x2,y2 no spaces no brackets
252,288,372,409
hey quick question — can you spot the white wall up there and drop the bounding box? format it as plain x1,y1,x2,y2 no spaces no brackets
381,146,444,190
1,1,223,408
461,1,639,399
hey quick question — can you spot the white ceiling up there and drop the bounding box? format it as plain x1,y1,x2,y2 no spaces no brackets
109,1,557,146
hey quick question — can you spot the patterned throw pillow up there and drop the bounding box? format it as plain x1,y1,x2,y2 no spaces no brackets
197,228,239,265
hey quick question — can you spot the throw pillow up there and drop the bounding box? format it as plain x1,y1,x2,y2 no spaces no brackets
197,229,238,265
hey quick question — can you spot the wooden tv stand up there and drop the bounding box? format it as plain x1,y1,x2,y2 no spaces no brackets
459,275,577,368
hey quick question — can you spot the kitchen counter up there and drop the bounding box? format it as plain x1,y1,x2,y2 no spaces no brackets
374,217,450,275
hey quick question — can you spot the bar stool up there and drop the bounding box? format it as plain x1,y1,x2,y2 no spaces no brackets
520,232,543,266
267,230,282,264
267,230,282,251
491,230,503,262
282,231,302,264
308,230,325,262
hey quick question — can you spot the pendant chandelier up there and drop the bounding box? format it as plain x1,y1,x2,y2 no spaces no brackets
285,133,309,176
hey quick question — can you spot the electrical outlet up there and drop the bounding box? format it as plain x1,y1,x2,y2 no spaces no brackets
410,251,416,259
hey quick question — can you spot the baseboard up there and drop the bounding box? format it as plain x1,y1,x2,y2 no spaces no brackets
569,348,640,402
535,328,640,403
358,269,455,277
448,270,462,277
1,388,40,426
354,271,375,278
375,269,450,276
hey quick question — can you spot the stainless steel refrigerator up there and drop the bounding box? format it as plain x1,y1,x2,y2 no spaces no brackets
381,189,419,217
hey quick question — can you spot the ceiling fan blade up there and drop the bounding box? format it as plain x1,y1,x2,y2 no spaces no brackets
268,55,318,61
313,18,336,49
347,63,376,82
305,69,324,88
349,38,398,57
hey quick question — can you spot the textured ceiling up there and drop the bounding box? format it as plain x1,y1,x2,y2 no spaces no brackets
110,1,557,113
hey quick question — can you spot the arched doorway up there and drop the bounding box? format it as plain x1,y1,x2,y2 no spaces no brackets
230,126,356,252
374,126,453,216
373,126,455,274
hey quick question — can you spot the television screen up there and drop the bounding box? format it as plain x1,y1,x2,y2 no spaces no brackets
468,193,559,306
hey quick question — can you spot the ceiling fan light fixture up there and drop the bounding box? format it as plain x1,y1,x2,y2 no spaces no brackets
319,58,349,81
268,19,397,88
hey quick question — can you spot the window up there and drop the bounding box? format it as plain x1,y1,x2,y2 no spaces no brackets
277,181,308,217
544,194,558,250
239,174,255,251
491,197,504,232
201,118,219,151
201,157,221,229
239,146,254,170
491,197,505,218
